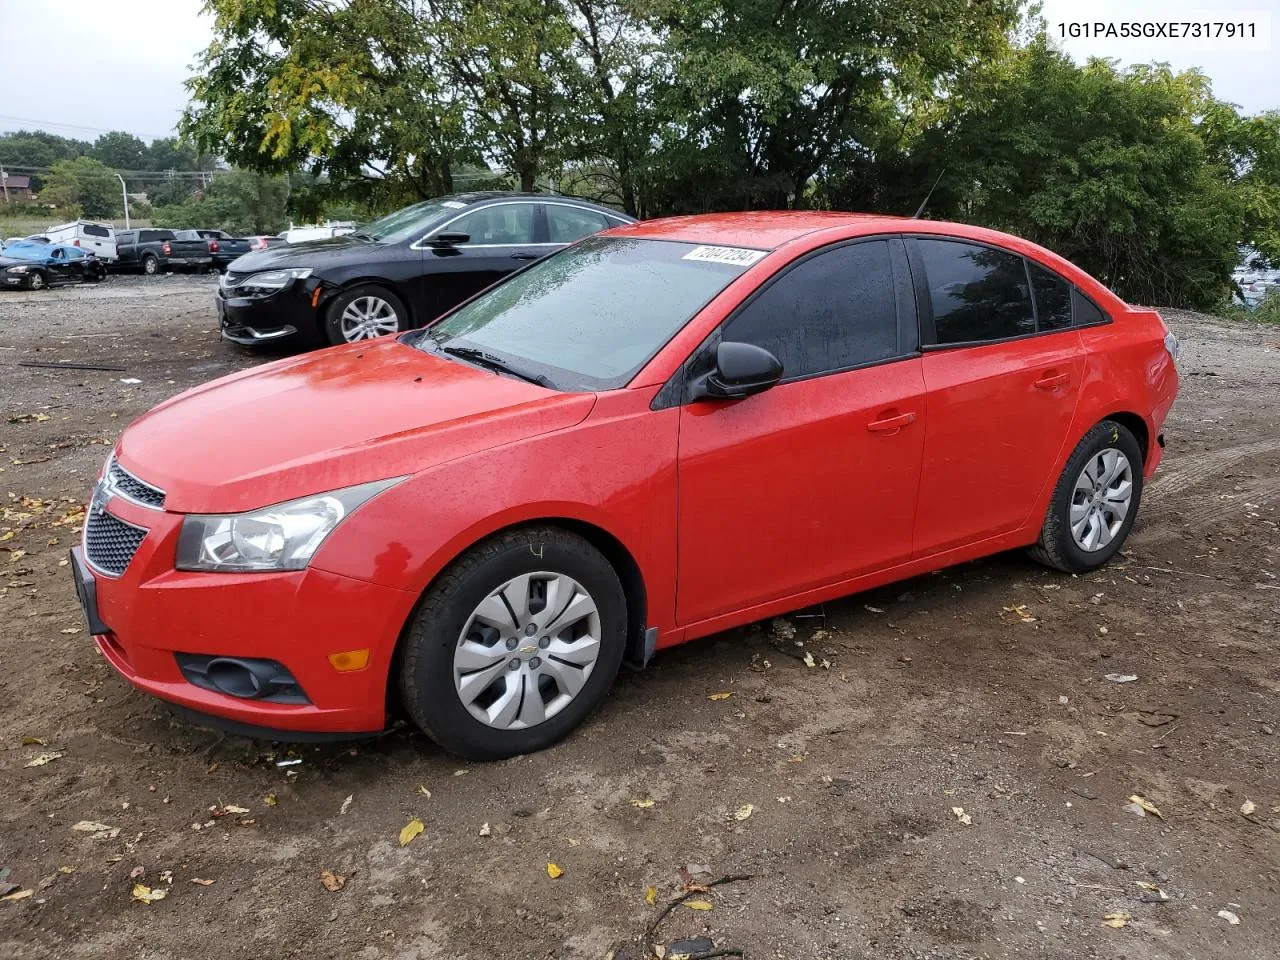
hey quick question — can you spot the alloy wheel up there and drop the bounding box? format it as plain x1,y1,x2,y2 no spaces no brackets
1070,448,1133,552
29,272,45,290
452,571,602,731
339,296,400,341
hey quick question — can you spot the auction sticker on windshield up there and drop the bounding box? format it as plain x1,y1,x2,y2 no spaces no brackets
681,245,767,266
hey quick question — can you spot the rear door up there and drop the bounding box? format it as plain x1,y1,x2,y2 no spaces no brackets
676,238,926,624
543,202,613,248
418,201,541,320
909,237,1085,556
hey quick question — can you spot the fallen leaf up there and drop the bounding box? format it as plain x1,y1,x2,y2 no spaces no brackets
1101,910,1130,928
645,885,657,906
340,795,353,815
453,769,469,777
1,889,33,902
319,869,345,892
629,799,656,809
1218,909,1240,925
1105,674,1139,684
60,628,78,635
20,736,44,746
417,786,431,799
217,804,249,816
399,818,425,846
733,803,754,821
951,806,972,826
802,651,816,668
1135,880,1169,901
707,692,731,701
864,605,885,614
1240,800,1256,817
57,866,74,875
263,793,278,807
129,866,145,880
1125,795,1163,819
683,900,713,911
24,752,62,767
189,878,215,886
71,820,119,840
546,862,563,879
479,822,491,837
131,883,167,905
1002,604,1037,623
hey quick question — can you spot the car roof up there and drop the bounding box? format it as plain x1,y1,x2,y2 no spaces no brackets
604,211,914,249
448,191,631,218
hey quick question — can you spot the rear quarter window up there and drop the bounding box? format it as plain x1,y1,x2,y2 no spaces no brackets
1073,288,1108,326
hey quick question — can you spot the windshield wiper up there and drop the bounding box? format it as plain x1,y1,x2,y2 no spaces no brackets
348,231,378,242
440,345,554,388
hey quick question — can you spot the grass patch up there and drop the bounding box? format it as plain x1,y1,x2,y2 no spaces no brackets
1216,290,1280,325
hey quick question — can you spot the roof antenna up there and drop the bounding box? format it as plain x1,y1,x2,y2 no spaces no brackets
912,168,946,219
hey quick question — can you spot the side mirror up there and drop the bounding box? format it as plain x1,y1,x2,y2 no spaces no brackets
426,231,470,248
692,341,783,401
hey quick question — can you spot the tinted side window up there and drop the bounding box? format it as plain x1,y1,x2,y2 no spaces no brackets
117,231,135,244
1072,288,1107,326
723,241,900,380
545,205,609,243
448,204,536,245
1028,262,1072,331
82,224,110,238
916,239,1035,344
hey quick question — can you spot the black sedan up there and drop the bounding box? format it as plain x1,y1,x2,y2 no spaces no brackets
216,192,635,347
1,242,107,290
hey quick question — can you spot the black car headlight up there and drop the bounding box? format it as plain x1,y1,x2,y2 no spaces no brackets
175,478,401,572
6,265,31,274
240,267,312,296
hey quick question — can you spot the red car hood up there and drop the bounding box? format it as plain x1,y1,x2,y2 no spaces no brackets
116,339,596,513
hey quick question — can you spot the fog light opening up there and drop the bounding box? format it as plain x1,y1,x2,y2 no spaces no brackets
206,658,268,698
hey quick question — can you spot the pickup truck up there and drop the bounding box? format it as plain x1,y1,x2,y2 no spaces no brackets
114,229,214,274
191,229,253,271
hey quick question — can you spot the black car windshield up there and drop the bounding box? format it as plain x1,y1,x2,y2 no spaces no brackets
415,236,763,391
360,198,463,243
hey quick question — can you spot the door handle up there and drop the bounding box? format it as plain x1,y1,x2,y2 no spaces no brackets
510,253,539,261
866,411,917,434
1034,371,1070,390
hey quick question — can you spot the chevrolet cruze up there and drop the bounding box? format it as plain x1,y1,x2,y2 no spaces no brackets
72,212,1179,759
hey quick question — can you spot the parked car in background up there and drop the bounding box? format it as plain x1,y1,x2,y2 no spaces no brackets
282,221,357,244
218,192,635,346
75,212,1178,759
45,220,117,260
2,241,107,290
189,229,253,271
114,229,214,274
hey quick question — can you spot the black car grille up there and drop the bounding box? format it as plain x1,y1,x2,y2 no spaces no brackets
107,460,165,508
84,507,147,577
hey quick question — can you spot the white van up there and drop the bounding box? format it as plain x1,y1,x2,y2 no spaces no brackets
45,220,117,260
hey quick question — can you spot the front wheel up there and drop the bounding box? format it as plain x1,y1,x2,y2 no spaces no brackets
324,284,407,345
1029,420,1144,573
398,527,628,760
27,271,47,291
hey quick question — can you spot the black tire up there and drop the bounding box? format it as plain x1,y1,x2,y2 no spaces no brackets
399,526,628,760
141,254,159,276
323,284,408,346
26,270,47,291
1029,419,1144,573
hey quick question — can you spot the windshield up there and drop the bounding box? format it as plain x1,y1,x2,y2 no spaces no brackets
4,243,48,261
415,236,762,391
360,198,463,243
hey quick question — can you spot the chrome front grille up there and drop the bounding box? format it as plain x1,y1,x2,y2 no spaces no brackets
84,505,147,577
107,459,165,509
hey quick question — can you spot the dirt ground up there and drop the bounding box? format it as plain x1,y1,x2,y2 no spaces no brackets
1,275,1278,960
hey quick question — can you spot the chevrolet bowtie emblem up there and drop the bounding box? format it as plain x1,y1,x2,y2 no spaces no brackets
519,644,538,655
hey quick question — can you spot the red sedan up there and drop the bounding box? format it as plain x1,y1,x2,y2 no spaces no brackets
72,212,1179,759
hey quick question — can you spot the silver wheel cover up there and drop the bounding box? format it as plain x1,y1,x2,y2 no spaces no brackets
1070,448,1133,552
339,295,400,341
453,571,602,731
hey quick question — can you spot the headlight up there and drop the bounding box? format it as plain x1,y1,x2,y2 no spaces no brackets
243,267,312,292
7,265,31,274
175,478,401,572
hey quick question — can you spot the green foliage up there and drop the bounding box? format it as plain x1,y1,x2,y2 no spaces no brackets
151,169,290,235
91,131,148,170
38,157,121,219
1218,289,1280,325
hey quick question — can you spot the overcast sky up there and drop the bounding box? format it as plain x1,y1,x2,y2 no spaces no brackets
0,0,1274,146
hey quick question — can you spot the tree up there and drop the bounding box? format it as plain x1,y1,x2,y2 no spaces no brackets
39,157,120,218
91,131,148,170
152,169,290,235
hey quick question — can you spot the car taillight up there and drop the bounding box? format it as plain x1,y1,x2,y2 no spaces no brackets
209,240,219,253
251,237,266,250
73,239,81,246
1157,314,1180,361
162,241,171,255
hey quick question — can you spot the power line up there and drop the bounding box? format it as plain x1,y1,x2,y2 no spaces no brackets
0,114,175,142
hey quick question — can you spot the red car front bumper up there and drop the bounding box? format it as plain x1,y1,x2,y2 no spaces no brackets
76,495,418,736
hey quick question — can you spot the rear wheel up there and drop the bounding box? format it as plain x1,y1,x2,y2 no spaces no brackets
1029,420,1143,573
141,254,158,276
324,284,407,345
398,526,627,760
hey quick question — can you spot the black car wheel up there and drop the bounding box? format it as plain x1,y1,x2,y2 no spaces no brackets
324,284,408,345
141,255,159,276
26,271,47,291
398,526,628,760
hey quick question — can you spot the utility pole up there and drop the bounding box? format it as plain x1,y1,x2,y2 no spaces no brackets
114,173,130,229
1,167,9,204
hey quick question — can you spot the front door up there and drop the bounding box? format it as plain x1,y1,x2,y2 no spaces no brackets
421,202,544,320
908,237,1085,555
676,238,926,625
